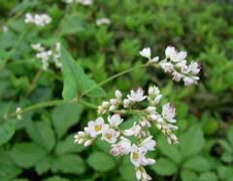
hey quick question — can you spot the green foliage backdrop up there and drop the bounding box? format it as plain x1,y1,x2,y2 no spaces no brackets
0,0,233,181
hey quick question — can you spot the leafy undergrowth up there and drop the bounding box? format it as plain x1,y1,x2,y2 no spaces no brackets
0,0,233,181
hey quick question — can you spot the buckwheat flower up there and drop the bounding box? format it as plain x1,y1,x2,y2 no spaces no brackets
127,88,147,102
108,114,123,127
15,107,22,120
188,61,200,74
76,0,93,6
148,86,162,105
101,126,120,143
160,61,174,73
25,13,34,24
183,76,199,86
140,136,156,151
123,122,141,137
31,43,44,52
2,25,8,33
115,90,122,99
136,167,152,181
86,117,106,138
165,46,177,60
110,137,131,156
162,103,176,123
140,47,151,59
130,145,155,167
25,13,51,27
96,18,111,26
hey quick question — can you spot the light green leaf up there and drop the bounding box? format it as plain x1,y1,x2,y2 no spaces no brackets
217,165,233,180
61,14,86,35
61,45,106,100
199,172,218,181
181,170,198,181
151,158,177,176
119,164,137,181
51,154,86,175
158,135,182,164
55,134,85,156
52,103,83,139
87,151,116,172
183,156,210,172
0,119,16,145
0,164,22,181
9,143,47,168
26,121,56,151
180,126,205,158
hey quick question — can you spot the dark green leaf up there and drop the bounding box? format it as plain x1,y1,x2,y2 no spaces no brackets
52,103,83,139
87,151,116,172
26,121,56,151
51,154,86,175
0,119,16,145
9,143,47,168
181,170,198,181
151,158,177,176
183,156,210,172
61,45,106,100
199,172,218,181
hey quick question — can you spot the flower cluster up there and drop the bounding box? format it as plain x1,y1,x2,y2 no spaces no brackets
1,25,8,33
31,42,62,71
140,46,201,86
63,0,93,5
75,86,179,180
25,13,52,27
96,18,111,26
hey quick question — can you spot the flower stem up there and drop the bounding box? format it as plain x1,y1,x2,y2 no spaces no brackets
4,63,149,119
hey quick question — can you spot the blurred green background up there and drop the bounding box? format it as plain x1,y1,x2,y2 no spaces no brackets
0,0,233,181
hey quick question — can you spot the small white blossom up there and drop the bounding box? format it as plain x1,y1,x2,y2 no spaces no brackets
101,126,120,143
108,114,123,127
25,13,51,27
86,117,106,138
127,88,147,102
96,18,111,26
162,103,176,123
110,137,131,156
140,47,151,59
140,136,156,151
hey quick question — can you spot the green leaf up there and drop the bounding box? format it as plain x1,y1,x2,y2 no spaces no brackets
227,126,233,147
35,156,54,175
61,14,86,35
55,134,86,156
221,151,233,163
87,151,116,172
51,154,86,175
9,143,47,168
199,172,218,181
26,121,56,151
181,170,198,181
217,139,232,153
0,119,16,145
158,135,182,164
0,164,22,181
43,176,69,181
151,158,177,176
183,156,210,172
61,45,106,100
119,164,137,181
217,165,233,180
52,103,83,139
180,126,205,158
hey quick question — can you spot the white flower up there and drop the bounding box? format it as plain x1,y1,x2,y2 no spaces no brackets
140,47,151,59
127,88,147,102
130,145,155,167
123,122,141,137
183,76,199,86
108,114,123,127
110,137,131,156
140,136,156,151
175,51,187,62
101,126,120,143
136,167,152,181
86,117,106,137
172,71,183,82
115,90,122,99
162,103,176,123
25,13,51,26
76,0,93,6
160,61,174,73
2,25,8,33
96,18,111,26
165,46,177,60
31,43,44,52
123,99,130,108
188,61,200,74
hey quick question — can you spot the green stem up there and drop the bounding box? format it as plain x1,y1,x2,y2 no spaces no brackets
0,26,30,70
81,63,148,97
4,63,149,119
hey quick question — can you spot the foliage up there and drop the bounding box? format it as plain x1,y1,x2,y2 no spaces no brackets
0,0,233,180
